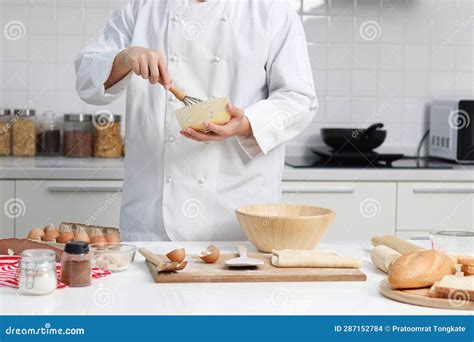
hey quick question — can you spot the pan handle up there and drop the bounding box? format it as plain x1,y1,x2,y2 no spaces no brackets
360,123,384,137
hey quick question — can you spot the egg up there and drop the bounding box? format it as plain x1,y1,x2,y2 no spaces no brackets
27,228,45,241
166,248,186,263
199,244,220,264
42,229,60,242
43,223,55,233
105,230,120,244
74,231,91,243
58,231,75,244
91,235,108,247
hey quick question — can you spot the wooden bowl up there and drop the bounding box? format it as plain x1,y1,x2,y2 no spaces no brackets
235,204,335,253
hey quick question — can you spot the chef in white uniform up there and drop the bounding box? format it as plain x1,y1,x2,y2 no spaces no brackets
75,0,317,241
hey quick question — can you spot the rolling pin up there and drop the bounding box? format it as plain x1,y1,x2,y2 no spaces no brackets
371,235,424,255
370,245,401,273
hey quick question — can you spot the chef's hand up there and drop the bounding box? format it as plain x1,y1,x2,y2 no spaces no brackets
105,47,171,90
180,103,253,142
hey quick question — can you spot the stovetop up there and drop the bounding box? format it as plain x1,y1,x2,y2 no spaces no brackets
285,147,454,169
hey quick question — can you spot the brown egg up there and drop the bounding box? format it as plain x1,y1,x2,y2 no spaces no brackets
27,228,45,240
166,248,186,263
105,230,120,244
58,231,75,244
43,223,55,233
42,229,60,242
91,235,108,247
199,244,220,264
74,232,91,243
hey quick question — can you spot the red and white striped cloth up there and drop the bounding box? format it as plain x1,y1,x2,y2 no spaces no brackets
0,255,111,289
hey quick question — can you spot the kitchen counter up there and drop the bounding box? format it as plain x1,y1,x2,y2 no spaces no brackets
0,157,473,181
0,241,467,316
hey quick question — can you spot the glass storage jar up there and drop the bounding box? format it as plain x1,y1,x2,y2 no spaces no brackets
36,111,62,156
60,241,92,287
0,109,12,156
93,113,123,158
19,249,57,296
63,114,93,158
12,109,36,157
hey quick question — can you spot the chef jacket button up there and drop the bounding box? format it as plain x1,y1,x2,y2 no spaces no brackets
171,14,180,23
169,96,176,102
213,55,221,63
221,16,228,22
168,135,176,143
166,177,174,184
198,178,206,184
170,54,178,63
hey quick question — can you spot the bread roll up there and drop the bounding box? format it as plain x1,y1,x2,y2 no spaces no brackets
388,250,455,289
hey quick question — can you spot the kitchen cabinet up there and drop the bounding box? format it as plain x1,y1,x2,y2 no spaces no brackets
282,181,396,241
397,182,474,232
0,181,15,238
15,180,122,238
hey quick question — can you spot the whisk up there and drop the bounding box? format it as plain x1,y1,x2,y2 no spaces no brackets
169,86,203,106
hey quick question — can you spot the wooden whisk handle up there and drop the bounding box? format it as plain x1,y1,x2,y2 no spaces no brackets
169,86,186,102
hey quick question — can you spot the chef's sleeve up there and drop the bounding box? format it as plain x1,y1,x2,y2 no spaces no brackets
75,1,138,105
237,2,317,159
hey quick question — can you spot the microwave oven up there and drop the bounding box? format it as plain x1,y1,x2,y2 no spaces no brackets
429,100,474,163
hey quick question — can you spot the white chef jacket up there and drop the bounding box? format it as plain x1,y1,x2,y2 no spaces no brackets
75,0,317,241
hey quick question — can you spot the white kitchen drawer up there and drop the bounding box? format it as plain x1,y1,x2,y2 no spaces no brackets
0,181,15,238
397,182,474,231
282,181,396,241
15,180,122,238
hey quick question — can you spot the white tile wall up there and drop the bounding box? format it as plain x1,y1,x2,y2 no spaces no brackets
296,0,474,153
0,0,472,154
0,0,128,116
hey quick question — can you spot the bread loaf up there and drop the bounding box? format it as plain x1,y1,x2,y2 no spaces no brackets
388,250,455,289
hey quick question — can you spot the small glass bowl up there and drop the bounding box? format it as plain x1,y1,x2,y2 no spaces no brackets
90,243,137,272
429,230,474,256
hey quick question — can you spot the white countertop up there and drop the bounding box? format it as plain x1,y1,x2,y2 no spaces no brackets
0,241,467,316
0,157,473,181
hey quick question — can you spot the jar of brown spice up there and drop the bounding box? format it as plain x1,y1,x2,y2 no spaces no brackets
63,114,93,158
12,109,36,157
93,113,123,158
60,241,91,287
0,109,12,156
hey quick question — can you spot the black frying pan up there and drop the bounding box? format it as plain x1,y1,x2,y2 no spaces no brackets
321,123,387,151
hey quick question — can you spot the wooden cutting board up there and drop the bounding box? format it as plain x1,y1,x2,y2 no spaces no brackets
145,253,366,283
379,280,474,311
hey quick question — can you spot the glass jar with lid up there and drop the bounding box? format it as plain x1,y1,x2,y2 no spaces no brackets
12,109,36,157
19,249,57,296
63,114,93,158
0,109,12,156
60,241,92,287
36,111,62,156
93,113,123,158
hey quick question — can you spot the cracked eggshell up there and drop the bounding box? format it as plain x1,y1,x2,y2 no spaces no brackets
166,248,186,263
199,244,220,263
